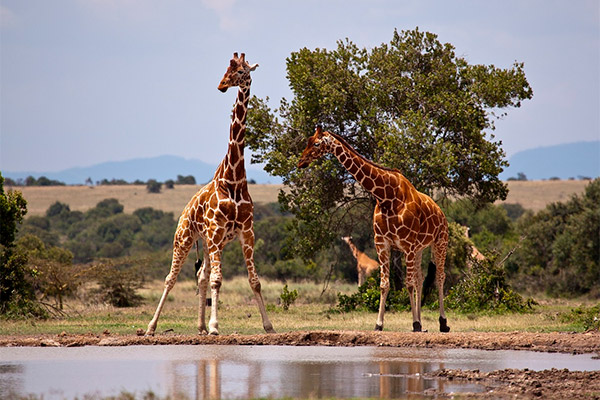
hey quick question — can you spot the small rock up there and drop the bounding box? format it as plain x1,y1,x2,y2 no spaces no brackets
136,328,145,336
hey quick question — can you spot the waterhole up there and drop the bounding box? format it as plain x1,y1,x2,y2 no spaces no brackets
1,345,598,399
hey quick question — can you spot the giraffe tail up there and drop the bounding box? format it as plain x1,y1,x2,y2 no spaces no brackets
421,261,436,307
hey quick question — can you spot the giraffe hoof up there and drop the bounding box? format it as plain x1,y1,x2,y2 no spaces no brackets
412,321,422,332
439,317,450,333
209,330,219,336
374,324,383,331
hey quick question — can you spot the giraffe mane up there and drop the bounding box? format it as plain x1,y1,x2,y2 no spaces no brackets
327,131,401,174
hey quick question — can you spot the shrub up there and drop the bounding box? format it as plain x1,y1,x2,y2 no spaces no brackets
445,255,535,314
90,262,144,307
334,274,410,313
280,284,298,310
146,180,162,194
559,304,600,331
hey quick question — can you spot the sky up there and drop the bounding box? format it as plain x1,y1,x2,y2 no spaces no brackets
1,0,598,173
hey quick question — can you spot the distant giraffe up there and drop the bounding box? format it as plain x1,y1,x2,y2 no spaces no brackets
146,53,274,336
342,236,379,286
299,127,450,332
462,226,486,268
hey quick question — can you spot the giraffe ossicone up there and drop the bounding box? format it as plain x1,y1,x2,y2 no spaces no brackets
145,53,275,336
299,127,450,333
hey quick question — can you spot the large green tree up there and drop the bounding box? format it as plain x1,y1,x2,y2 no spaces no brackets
0,172,45,317
247,28,532,257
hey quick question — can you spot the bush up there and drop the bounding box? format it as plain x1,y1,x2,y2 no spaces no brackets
146,180,162,194
445,255,535,314
559,304,600,331
280,284,298,310
90,262,145,307
334,274,410,313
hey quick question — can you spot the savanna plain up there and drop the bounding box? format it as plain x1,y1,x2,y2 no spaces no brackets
2,180,599,400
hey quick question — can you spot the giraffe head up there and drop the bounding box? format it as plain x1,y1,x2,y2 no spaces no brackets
298,127,334,168
218,52,258,92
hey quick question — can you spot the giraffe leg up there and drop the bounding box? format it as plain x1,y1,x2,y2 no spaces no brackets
197,241,210,334
240,228,275,333
374,238,390,331
405,251,423,332
146,237,193,336
207,245,223,335
433,237,450,333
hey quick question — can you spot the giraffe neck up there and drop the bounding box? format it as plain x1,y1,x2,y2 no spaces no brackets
329,134,397,203
345,239,359,259
216,82,251,183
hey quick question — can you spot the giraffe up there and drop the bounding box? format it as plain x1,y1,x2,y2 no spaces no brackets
146,53,275,336
462,226,486,268
298,127,450,332
341,236,379,286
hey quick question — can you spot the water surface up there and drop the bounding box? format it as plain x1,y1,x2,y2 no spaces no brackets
1,345,598,399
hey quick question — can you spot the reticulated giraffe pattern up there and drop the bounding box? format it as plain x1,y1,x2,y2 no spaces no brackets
146,53,275,336
299,127,450,332
342,236,379,287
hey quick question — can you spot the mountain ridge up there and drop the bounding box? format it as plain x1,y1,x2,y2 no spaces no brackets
3,155,281,185
3,141,598,185
500,140,599,181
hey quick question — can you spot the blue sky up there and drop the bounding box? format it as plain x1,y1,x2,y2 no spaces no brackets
1,0,598,173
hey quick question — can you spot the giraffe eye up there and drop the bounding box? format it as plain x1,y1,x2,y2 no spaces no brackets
313,141,321,148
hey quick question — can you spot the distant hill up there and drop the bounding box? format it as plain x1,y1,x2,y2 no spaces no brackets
500,141,600,181
3,155,282,185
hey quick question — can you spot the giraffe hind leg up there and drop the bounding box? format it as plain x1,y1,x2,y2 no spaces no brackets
433,238,450,333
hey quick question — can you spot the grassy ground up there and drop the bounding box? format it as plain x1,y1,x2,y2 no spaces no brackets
0,277,592,336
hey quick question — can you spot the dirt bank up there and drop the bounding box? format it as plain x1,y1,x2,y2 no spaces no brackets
430,368,600,399
1,330,599,353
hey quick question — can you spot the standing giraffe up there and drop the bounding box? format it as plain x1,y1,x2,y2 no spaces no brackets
146,53,275,336
298,127,450,332
462,226,486,268
341,236,379,286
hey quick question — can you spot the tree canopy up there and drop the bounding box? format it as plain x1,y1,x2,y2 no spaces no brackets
246,28,533,257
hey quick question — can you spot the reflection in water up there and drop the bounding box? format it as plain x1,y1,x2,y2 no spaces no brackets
0,345,597,399
162,348,463,399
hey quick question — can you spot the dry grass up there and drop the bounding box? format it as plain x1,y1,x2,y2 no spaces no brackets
11,180,589,217
0,278,588,336
13,184,287,217
496,180,590,211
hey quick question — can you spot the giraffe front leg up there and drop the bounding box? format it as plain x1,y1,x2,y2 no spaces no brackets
197,243,210,334
208,248,223,335
240,228,275,334
146,238,192,336
374,239,390,331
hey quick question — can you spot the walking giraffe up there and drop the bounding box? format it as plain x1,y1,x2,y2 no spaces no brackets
146,53,275,336
298,127,450,332
341,236,379,286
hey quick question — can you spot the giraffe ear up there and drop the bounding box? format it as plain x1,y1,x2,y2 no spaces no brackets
249,63,259,71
